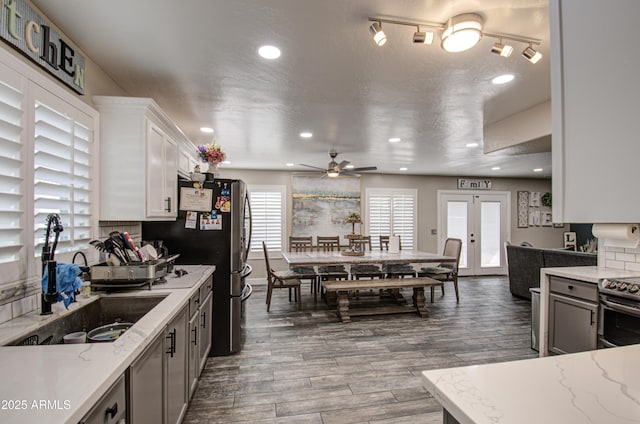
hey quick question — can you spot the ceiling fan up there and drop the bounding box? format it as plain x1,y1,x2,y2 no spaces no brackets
300,150,377,178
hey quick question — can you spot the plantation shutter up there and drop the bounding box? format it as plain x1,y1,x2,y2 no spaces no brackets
33,86,93,256
0,67,25,279
248,186,285,253
366,188,417,250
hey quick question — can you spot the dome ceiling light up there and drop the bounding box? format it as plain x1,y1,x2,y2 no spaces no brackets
367,14,542,63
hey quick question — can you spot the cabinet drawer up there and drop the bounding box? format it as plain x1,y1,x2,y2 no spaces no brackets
189,290,201,317
200,276,213,301
549,276,598,303
80,374,126,424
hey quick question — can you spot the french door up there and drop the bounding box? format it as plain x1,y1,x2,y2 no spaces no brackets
437,191,510,276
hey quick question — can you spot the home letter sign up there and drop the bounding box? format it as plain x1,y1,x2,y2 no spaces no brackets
457,178,492,190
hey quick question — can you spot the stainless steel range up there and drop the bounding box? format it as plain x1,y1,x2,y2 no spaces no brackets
598,277,640,348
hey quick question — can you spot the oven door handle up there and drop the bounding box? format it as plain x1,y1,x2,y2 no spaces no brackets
600,298,640,318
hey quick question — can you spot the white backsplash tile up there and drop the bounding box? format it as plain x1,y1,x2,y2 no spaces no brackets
0,303,11,324
11,294,37,318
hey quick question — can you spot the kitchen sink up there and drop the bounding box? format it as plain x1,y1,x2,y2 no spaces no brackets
7,295,167,346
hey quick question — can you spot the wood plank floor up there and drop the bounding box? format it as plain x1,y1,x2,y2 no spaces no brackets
184,276,537,423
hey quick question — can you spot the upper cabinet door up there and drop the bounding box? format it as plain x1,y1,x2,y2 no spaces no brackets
146,123,177,219
94,96,192,221
551,0,640,223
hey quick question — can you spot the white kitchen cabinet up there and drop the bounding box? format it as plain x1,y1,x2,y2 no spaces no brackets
165,304,188,424
550,0,640,223
93,96,194,221
179,148,200,178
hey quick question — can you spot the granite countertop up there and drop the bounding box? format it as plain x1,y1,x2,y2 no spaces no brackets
0,264,214,424
422,344,640,424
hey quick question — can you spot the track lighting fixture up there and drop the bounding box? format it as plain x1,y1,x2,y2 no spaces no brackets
441,13,483,53
413,27,434,44
369,21,387,46
367,14,541,63
491,39,513,57
522,45,542,63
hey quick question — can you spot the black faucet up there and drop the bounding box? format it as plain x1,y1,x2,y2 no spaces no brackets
41,214,63,315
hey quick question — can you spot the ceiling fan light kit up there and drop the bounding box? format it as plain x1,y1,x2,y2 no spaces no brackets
300,151,377,178
368,13,542,62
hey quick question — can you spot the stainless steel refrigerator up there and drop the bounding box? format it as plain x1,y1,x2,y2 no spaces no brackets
142,177,252,356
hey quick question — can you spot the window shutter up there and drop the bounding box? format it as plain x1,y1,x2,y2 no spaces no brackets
33,97,93,255
248,188,284,253
0,76,25,267
366,189,417,250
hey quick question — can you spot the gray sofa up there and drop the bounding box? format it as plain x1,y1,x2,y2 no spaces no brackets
506,245,597,299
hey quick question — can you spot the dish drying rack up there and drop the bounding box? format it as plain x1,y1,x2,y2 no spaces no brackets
90,255,180,290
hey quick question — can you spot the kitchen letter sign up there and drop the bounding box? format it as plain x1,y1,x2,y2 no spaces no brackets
0,0,86,94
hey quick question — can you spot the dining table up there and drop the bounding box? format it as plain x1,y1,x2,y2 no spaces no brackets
281,249,457,321
280,249,456,267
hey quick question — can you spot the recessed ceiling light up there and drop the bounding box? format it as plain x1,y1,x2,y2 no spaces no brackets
286,163,294,167
200,127,214,133
492,166,501,171
258,45,281,59
300,132,312,138
533,168,543,172
492,74,514,85
399,167,408,171
388,137,401,143
466,142,479,148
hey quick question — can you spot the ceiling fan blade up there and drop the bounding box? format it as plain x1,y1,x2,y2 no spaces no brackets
300,164,328,171
338,160,351,169
351,166,377,172
340,172,361,177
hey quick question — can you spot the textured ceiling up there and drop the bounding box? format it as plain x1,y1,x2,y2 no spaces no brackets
31,0,551,178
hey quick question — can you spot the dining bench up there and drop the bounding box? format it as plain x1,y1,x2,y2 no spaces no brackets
322,277,442,323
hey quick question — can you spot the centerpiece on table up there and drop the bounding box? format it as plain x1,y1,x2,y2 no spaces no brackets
342,212,365,256
197,140,226,178
344,212,362,238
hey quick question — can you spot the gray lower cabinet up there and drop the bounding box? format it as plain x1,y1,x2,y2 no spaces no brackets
80,374,126,424
129,332,163,424
166,304,189,424
548,276,598,354
188,308,200,399
199,292,212,373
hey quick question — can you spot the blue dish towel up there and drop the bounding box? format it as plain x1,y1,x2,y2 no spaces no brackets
41,263,84,309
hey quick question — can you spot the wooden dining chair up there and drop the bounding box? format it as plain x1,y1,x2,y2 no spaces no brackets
349,236,384,280
417,238,462,303
379,235,416,278
316,236,349,281
289,236,319,299
263,241,301,311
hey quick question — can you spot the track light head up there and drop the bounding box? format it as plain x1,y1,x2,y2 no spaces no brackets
522,45,542,63
441,13,483,53
491,41,513,57
369,21,387,46
413,29,434,44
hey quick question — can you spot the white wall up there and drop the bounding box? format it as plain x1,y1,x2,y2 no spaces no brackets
218,168,564,278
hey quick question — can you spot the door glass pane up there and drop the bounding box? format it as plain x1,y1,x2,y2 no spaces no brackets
447,201,467,268
480,201,501,267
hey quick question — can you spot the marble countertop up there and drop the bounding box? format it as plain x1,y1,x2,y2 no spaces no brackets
422,344,640,424
0,264,214,424
541,266,640,283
